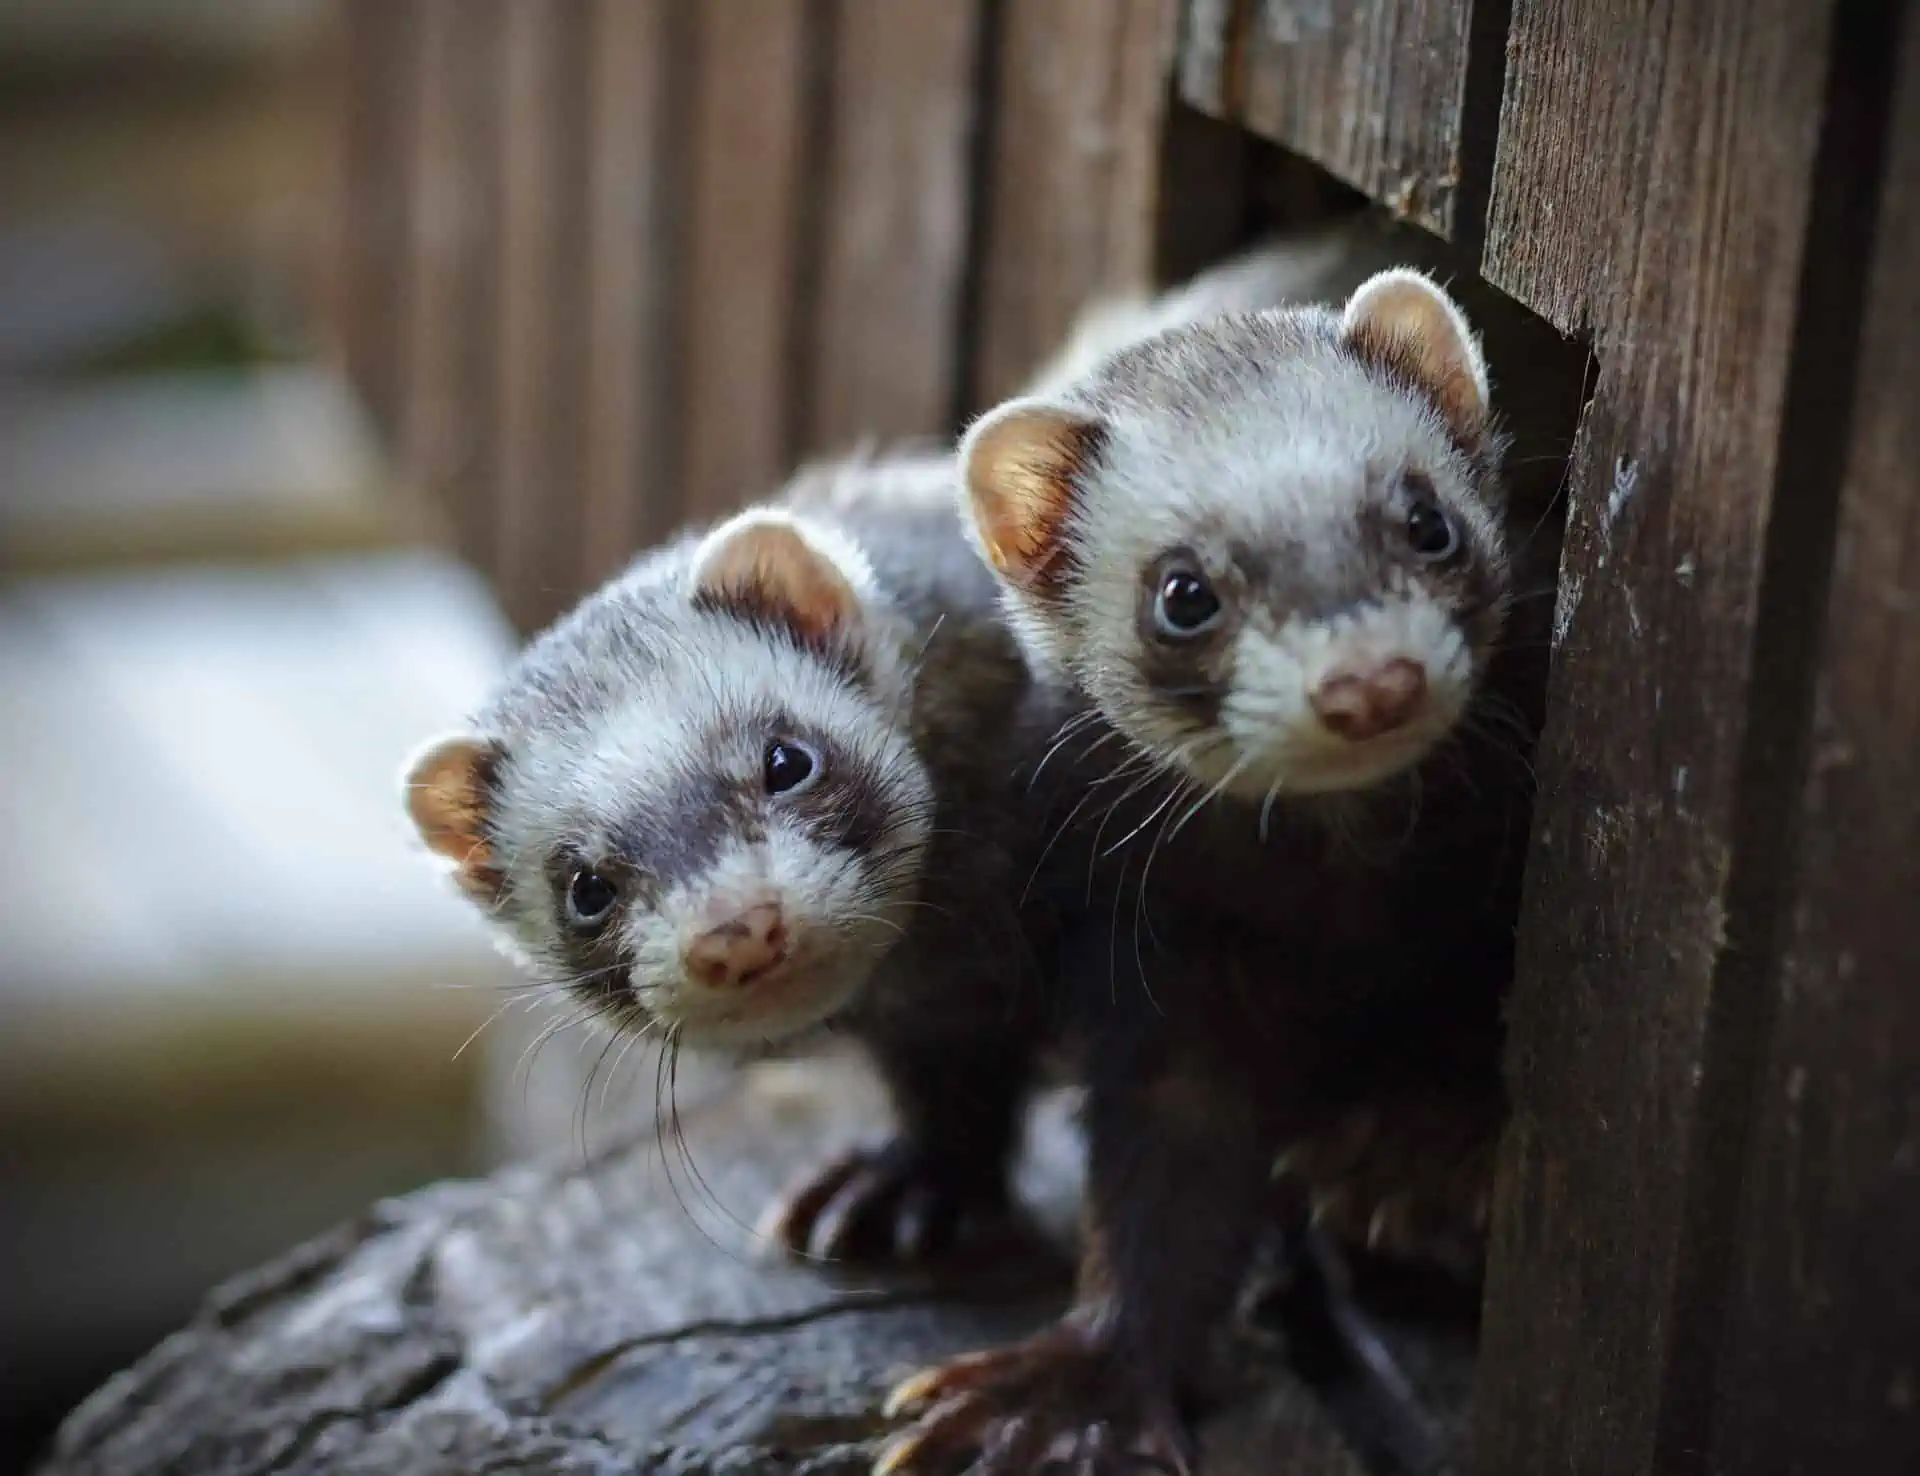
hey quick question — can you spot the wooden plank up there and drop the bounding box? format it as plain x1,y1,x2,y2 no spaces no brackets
397,0,500,577
677,0,812,524
968,0,1180,409
1473,3,1910,1473
1706,14,1920,1468
492,0,590,634
333,0,416,446
577,0,682,586
1176,0,1506,242
798,0,981,454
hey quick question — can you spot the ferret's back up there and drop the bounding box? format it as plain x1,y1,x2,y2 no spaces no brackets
780,451,1004,637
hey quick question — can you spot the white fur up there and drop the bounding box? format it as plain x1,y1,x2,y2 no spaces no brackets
967,281,1507,805
1340,268,1491,417
784,448,958,515
688,504,885,612
1210,595,1474,797
1026,230,1359,399
626,821,909,1050
467,557,934,1050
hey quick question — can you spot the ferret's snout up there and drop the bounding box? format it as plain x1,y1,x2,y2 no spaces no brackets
683,901,791,990
1310,658,1428,741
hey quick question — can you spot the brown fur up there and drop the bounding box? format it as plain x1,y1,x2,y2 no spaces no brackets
1340,270,1490,444
964,405,1107,595
882,264,1539,1474
689,517,864,649
403,736,506,902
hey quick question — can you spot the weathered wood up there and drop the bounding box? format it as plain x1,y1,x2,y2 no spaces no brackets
1474,3,1911,1473
340,1,1027,612
396,0,500,576
1176,0,1506,242
967,0,1180,409
492,0,590,634
333,1,416,446
798,0,981,454
677,0,812,525
1704,15,1920,1469
35,1064,1474,1476
577,0,682,586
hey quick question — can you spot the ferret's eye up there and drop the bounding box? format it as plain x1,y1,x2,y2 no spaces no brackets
566,868,620,928
1154,567,1223,638
763,739,816,795
1404,496,1459,561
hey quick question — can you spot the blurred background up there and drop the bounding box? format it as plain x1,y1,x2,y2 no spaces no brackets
0,0,1276,1465
0,4,525,1463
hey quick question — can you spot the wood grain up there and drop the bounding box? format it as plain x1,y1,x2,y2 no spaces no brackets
578,0,684,586
1176,0,1504,241
35,1071,1446,1475
677,0,812,524
1705,12,1920,1468
968,0,1180,408
333,0,416,446
397,0,501,575
1474,2,1909,1472
798,0,981,454
493,0,589,634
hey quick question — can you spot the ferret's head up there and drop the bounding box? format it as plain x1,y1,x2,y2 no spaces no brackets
960,269,1508,800
402,510,932,1049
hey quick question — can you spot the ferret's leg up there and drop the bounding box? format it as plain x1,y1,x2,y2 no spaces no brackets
877,1021,1269,1475
1272,1056,1504,1278
1244,1219,1457,1476
762,1026,1036,1266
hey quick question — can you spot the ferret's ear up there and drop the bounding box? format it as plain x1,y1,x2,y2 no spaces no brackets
1340,269,1490,441
959,398,1106,597
690,510,866,646
402,734,505,902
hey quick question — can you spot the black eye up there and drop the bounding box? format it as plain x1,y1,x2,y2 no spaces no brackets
1405,496,1459,561
763,739,816,795
1154,567,1223,637
566,868,619,928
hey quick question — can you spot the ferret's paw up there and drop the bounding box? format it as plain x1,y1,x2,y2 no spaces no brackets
759,1139,1007,1266
875,1321,1195,1475
1272,1097,1496,1271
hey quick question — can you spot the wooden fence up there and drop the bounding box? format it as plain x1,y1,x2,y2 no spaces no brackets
334,0,1202,634
333,2,1918,1471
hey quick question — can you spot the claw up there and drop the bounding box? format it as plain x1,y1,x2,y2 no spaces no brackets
1309,1186,1348,1231
885,1344,1031,1416
813,1164,893,1261
1065,1424,1115,1475
873,1392,990,1474
1367,1194,1412,1253
759,1151,864,1254
762,1142,998,1267
974,1413,1049,1474
883,1367,948,1420
877,1327,1191,1476
1133,1420,1197,1476
872,1431,923,1476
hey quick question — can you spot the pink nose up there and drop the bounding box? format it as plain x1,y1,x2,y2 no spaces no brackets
684,902,790,990
1310,658,1429,741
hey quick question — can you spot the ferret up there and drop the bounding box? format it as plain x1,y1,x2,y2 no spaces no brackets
875,250,1535,1473
1003,225,1529,1270
403,452,1070,1262
400,238,1345,1268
